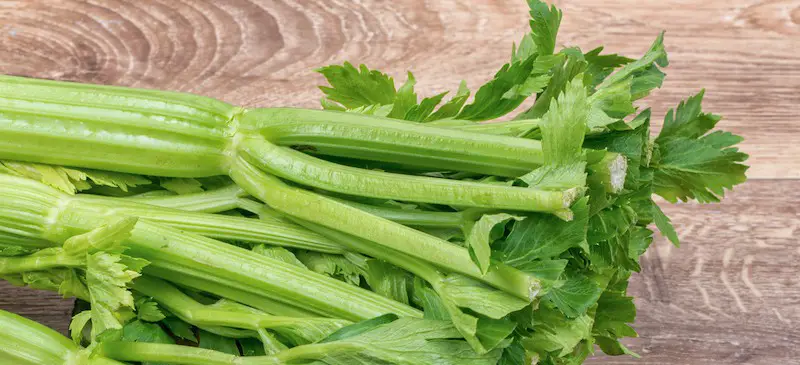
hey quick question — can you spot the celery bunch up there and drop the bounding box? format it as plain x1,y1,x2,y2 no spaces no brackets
0,1,747,364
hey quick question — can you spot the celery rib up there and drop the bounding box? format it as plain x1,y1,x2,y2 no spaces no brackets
243,107,543,177
230,159,541,300
239,136,571,213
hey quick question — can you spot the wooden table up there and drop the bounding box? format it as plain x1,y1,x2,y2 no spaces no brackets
1,1,798,363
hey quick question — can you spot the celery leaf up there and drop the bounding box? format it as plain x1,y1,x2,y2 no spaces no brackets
652,90,748,203
0,161,151,194
466,213,524,275
317,62,397,109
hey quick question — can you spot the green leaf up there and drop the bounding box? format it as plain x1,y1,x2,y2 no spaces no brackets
0,241,35,257
521,163,587,194
598,32,668,92
657,90,719,141
122,319,174,344
498,339,527,365
595,335,639,358
545,273,604,318
346,104,393,117
135,297,166,322
520,77,589,199
466,213,524,274
8,268,91,301
527,0,563,56
62,216,138,256
427,81,470,121
239,337,267,356
198,329,240,355
252,245,307,268
588,204,637,245
321,97,347,111
588,77,635,127
653,91,748,203
589,228,644,273
388,72,418,119
296,252,365,286
501,74,551,99
516,51,585,119
81,170,152,193
496,198,589,268
458,58,536,121
365,259,411,304
516,259,568,284
162,317,197,343
441,275,528,353
654,132,748,203
628,226,655,260
452,1,565,121
414,275,524,354
458,54,562,121
440,275,531,319
652,203,679,246
584,47,634,88
0,161,150,194
511,34,537,63
320,313,399,343
122,319,175,365
592,271,640,357
69,310,92,345
160,178,204,195
413,278,450,320
630,65,665,100
524,304,594,358
317,62,397,109
86,250,146,339
405,92,448,122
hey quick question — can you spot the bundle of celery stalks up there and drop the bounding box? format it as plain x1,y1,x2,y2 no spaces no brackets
0,1,747,364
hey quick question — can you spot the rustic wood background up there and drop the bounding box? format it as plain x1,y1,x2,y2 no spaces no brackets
1,0,798,364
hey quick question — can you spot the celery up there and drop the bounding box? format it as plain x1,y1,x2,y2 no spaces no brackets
0,0,750,362
0,175,419,321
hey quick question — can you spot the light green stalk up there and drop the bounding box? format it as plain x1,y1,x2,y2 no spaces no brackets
0,75,581,213
242,107,543,177
133,276,350,345
0,310,126,365
70,194,343,253
238,135,576,213
230,158,541,301
0,174,420,321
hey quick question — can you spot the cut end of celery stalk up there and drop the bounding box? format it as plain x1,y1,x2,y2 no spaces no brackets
528,280,543,300
553,187,587,221
608,154,628,194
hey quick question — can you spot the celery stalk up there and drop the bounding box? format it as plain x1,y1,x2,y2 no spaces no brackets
0,75,232,177
238,136,576,213
230,158,541,300
70,194,344,253
243,108,543,177
0,175,420,321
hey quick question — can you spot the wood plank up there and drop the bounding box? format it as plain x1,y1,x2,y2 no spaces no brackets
0,0,795,178
0,282,74,335
589,179,800,364
2,181,796,363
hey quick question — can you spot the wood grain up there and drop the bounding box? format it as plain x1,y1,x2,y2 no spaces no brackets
0,0,797,178
588,180,800,364
0,0,798,364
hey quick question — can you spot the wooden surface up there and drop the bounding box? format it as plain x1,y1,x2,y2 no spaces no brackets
0,0,798,363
